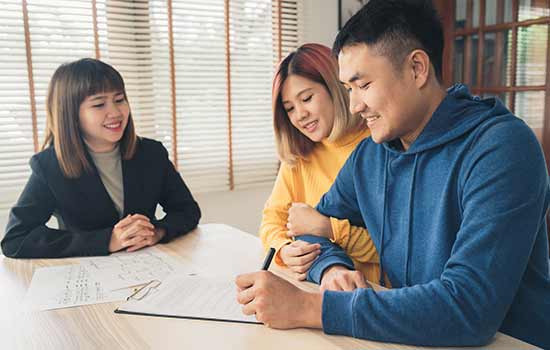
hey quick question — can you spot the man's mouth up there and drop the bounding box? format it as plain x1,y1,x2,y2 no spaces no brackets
362,114,380,124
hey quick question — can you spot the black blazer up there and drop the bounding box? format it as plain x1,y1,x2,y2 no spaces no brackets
1,137,201,258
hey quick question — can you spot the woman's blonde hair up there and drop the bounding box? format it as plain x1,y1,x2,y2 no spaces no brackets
43,58,137,178
272,43,365,165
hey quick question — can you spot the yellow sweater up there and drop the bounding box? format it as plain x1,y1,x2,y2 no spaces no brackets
260,128,382,283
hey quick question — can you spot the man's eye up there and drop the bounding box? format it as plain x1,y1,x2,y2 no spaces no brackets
359,82,371,90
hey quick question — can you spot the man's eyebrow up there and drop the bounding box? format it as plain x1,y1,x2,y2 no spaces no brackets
348,73,362,84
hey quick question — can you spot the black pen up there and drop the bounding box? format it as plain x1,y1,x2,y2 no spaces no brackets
262,247,276,270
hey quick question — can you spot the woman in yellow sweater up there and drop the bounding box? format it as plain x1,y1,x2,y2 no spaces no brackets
260,43,383,286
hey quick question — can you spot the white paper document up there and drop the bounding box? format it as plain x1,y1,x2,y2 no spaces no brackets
26,247,195,311
25,264,129,311
116,274,260,324
81,246,191,290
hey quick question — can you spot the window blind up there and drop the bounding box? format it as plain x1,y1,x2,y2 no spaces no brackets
26,0,98,142
97,0,173,147
0,1,35,212
279,0,301,58
0,0,302,224
169,0,230,193
230,0,278,189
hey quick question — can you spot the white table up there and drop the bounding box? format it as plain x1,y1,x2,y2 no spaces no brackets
0,224,538,349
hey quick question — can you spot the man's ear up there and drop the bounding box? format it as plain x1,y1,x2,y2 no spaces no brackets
408,49,430,88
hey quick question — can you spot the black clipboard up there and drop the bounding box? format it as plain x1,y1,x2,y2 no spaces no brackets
114,308,261,325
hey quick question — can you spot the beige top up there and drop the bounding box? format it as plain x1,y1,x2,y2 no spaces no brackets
89,145,124,217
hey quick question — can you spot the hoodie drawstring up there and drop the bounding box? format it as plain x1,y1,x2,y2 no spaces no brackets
379,152,389,287
404,154,418,287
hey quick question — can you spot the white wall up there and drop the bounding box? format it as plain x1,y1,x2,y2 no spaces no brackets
193,185,274,236
301,0,339,47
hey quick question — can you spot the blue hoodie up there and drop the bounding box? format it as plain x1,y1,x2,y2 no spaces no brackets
304,84,550,348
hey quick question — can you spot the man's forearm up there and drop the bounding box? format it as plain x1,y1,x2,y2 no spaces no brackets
296,235,355,283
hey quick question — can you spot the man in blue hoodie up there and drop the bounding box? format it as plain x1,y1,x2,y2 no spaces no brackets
236,0,550,348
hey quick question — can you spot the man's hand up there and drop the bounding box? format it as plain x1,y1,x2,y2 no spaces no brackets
286,202,333,239
320,265,368,292
235,271,323,329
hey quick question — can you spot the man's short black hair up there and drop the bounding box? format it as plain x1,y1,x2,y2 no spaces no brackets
333,0,444,81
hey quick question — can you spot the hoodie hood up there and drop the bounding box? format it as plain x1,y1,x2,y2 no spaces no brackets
383,83,511,155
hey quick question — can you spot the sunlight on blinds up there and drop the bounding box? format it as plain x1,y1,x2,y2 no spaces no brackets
0,1,35,211
0,0,302,222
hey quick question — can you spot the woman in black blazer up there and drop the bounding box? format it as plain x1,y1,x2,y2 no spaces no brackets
1,58,201,258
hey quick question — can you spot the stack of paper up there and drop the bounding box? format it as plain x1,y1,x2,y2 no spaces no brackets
25,247,196,311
